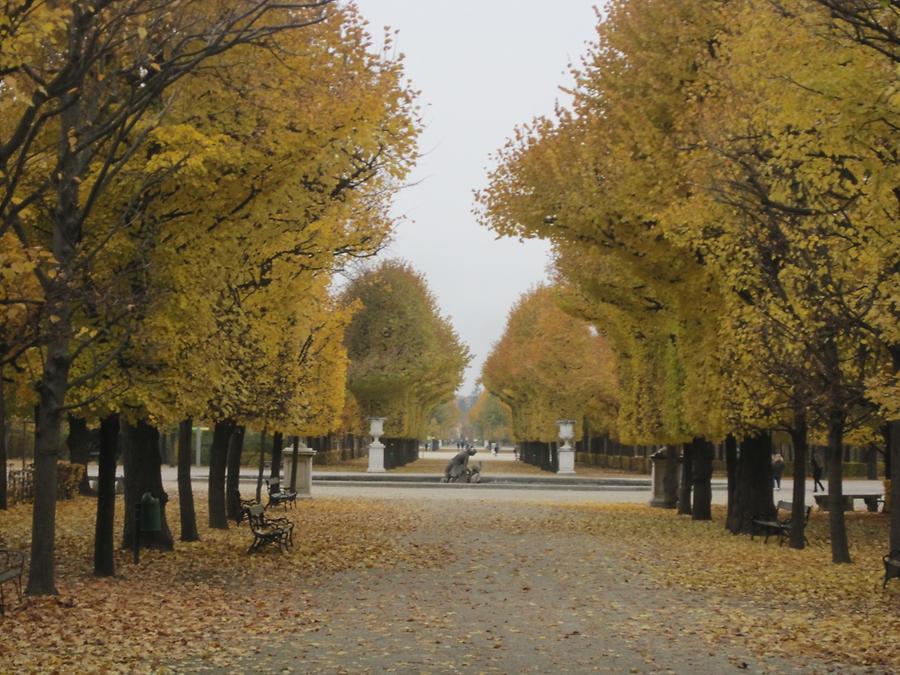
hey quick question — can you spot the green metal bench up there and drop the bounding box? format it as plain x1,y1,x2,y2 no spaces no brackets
884,550,900,588
246,504,293,553
752,500,811,546
0,549,25,613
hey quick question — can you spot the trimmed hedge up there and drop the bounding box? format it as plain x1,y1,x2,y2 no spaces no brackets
575,452,650,474
312,449,344,466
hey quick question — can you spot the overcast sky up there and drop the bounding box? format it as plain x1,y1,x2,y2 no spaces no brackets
357,1,599,394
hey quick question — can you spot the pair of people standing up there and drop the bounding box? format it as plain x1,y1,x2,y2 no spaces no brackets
771,451,825,492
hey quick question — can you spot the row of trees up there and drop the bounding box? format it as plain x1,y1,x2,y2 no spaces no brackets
0,1,426,595
340,260,470,441
482,286,617,443
477,0,898,562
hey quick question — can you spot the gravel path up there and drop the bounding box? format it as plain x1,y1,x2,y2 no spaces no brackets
203,500,844,674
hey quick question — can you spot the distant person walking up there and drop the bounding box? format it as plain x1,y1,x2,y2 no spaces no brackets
772,451,785,490
811,453,825,493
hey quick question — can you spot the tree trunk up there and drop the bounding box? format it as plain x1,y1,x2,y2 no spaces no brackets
866,444,878,480
691,437,713,521
889,420,900,550
677,443,692,515
270,431,283,482
121,419,174,552
208,420,233,529
27,329,71,596
725,434,737,528
158,431,169,467
789,410,808,550
94,414,119,576
177,418,199,542
66,415,93,495
0,367,7,510
256,427,267,503
826,410,851,563
226,425,245,522
289,436,300,491
726,432,775,534
885,423,893,482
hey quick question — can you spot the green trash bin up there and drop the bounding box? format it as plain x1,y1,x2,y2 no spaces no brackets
139,492,161,532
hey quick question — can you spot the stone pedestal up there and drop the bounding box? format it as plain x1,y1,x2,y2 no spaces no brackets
650,451,676,507
282,447,316,498
557,443,576,475
367,441,385,473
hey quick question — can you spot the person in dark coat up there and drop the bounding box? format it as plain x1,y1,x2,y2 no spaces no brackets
811,453,825,493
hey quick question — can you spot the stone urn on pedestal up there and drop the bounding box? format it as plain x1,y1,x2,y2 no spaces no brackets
367,417,387,473
556,419,576,475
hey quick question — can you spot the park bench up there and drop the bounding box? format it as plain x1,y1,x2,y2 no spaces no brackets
752,500,811,546
813,493,883,512
884,550,900,588
0,549,25,614
246,504,294,554
234,493,259,525
265,479,297,510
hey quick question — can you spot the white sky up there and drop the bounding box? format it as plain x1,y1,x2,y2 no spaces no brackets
357,1,600,393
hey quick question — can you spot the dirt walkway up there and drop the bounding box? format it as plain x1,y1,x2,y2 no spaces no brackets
193,501,846,674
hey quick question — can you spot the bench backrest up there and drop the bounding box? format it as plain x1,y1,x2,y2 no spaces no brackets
777,500,812,524
776,500,793,513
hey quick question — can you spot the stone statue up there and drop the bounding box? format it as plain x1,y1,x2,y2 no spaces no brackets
443,448,476,482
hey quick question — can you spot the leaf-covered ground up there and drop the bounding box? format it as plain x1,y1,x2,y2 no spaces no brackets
1,495,896,672
501,504,900,670
0,495,453,673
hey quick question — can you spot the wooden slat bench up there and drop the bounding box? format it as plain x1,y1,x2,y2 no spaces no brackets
0,549,25,613
752,500,811,546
